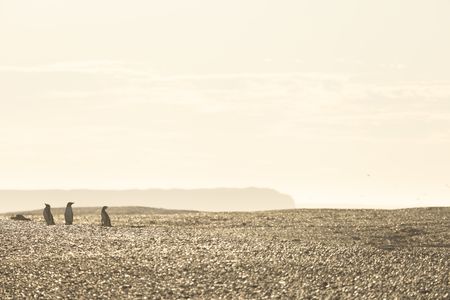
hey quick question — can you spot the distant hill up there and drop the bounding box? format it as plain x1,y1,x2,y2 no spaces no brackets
0,188,295,213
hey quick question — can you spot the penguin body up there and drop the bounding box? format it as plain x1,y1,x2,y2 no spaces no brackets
101,206,112,227
43,204,55,226
65,202,74,225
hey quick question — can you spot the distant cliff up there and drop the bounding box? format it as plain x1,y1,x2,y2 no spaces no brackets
0,188,295,213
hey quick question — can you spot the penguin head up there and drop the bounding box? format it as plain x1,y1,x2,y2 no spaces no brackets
45,203,50,208
102,206,108,211
67,202,75,207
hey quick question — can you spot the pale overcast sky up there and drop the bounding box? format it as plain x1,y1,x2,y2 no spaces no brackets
1,1,450,208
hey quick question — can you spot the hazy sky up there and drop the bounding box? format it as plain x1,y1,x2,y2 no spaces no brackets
1,1,450,208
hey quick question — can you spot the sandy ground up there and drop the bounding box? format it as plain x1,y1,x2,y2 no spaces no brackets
0,208,449,299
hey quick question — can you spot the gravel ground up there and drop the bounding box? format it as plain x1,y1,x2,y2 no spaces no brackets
0,208,449,299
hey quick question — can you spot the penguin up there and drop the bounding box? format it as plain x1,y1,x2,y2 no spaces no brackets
65,202,75,225
43,203,55,226
101,206,112,227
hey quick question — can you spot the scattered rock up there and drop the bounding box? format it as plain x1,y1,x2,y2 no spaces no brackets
0,208,449,299
10,214,31,221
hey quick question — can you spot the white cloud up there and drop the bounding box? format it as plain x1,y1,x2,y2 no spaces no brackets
1,64,450,208
1,63,450,144
0,60,156,78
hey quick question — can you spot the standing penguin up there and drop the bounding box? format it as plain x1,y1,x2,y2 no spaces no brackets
43,204,55,226
65,202,75,225
101,206,112,227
